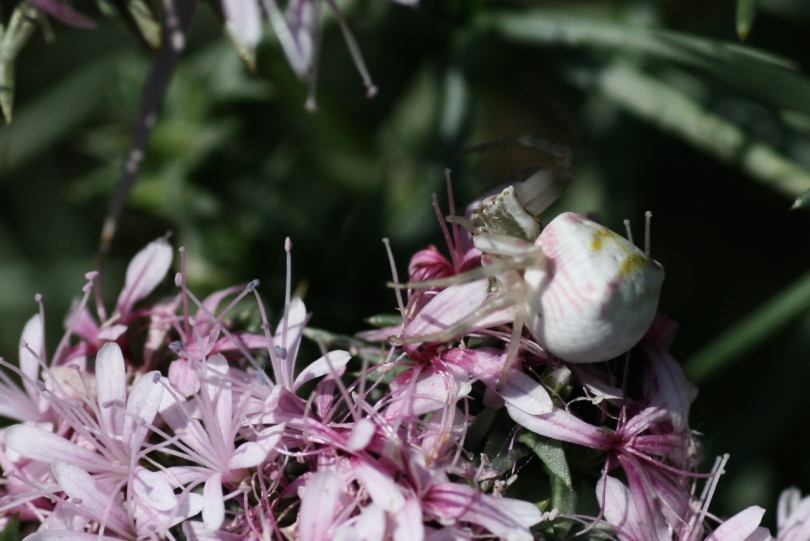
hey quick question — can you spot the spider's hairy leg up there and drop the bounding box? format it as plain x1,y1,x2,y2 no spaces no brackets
496,303,528,392
390,285,524,345
387,257,519,291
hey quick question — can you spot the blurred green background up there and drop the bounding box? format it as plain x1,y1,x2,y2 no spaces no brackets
2,0,810,528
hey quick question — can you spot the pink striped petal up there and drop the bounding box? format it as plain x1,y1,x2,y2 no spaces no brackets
116,237,173,316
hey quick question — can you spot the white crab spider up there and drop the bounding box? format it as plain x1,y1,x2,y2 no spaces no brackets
394,138,665,390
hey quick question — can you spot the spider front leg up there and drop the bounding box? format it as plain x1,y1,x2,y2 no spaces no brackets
391,278,523,346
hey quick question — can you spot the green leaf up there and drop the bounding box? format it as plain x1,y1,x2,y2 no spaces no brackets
686,270,810,382
0,55,117,173
591,62,810,201
792,187,810,209
108,0,163,52
737,0,758,40
0,515,19,541
550,473,577,538
487,8,810,118
518,431,572,489
0,1,39,124
364,314,403,328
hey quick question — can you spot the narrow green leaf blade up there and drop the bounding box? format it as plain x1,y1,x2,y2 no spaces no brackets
592,62,810,201
488,9,810,118
0,515,19,541
686,270,810,382
550,473,577,538
109,0,163,51
792,188,810,210
737,0,758,40
518,431,572,489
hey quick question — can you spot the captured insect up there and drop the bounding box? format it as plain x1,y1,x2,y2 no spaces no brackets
391,136,665,391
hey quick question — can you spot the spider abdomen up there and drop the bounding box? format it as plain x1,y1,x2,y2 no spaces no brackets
524,212,664,363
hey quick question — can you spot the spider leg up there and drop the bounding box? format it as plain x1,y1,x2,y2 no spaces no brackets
391,286,523,345
496,304,527,392
388,257,518,290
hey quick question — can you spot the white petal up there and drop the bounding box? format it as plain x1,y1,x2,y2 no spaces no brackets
5,425,106,471
299,470,344,540
393,498,425,541
52,463,131,535
404,279,489,339
352,459,404,512
276,297,307,388
334,503,387,541
183,520,243,540
133,467,177,511
123,371,164,447
346,418,376,452
96,342,127,436
19,314,44,399
229,441,267,469
705,507,769,541
204,353,232,444
203,473,225,531
24,532,123,541
222,0,263,48
97,324,128,341
116,237,173,315
499,370,552,415
293,350,351,391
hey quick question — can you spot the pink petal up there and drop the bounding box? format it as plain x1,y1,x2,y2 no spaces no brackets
299,470,344,541
276,297,308,388
645,348,697,431
346,418,376,452
499,370,553,415
116,237,173,316
97,324,128,341
426,483,540,541
5,425,112,473
293,350,351,391
123,371,163,447
705,507,769,541
392,497,425,541
168,359,201,397
203,473,225,531
30,0,96,28
352,458,404,512
19,314,44,399
205,354,232,444
229,441,267,469
404,279,489,339
52,463,132,536
334,504,387,541
133,467,177,511
505,404,613,451
183,520,243,540
24,532,124,541
95,342,127,436
777,488,810,539
597,476,643,539
778,487,801,528
386,368,472,419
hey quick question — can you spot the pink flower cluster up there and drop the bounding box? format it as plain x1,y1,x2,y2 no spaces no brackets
0,213,804,540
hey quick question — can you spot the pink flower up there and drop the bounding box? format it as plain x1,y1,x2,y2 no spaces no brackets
776,488,810,540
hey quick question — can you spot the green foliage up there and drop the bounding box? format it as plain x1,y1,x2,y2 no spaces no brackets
2,0,810,529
